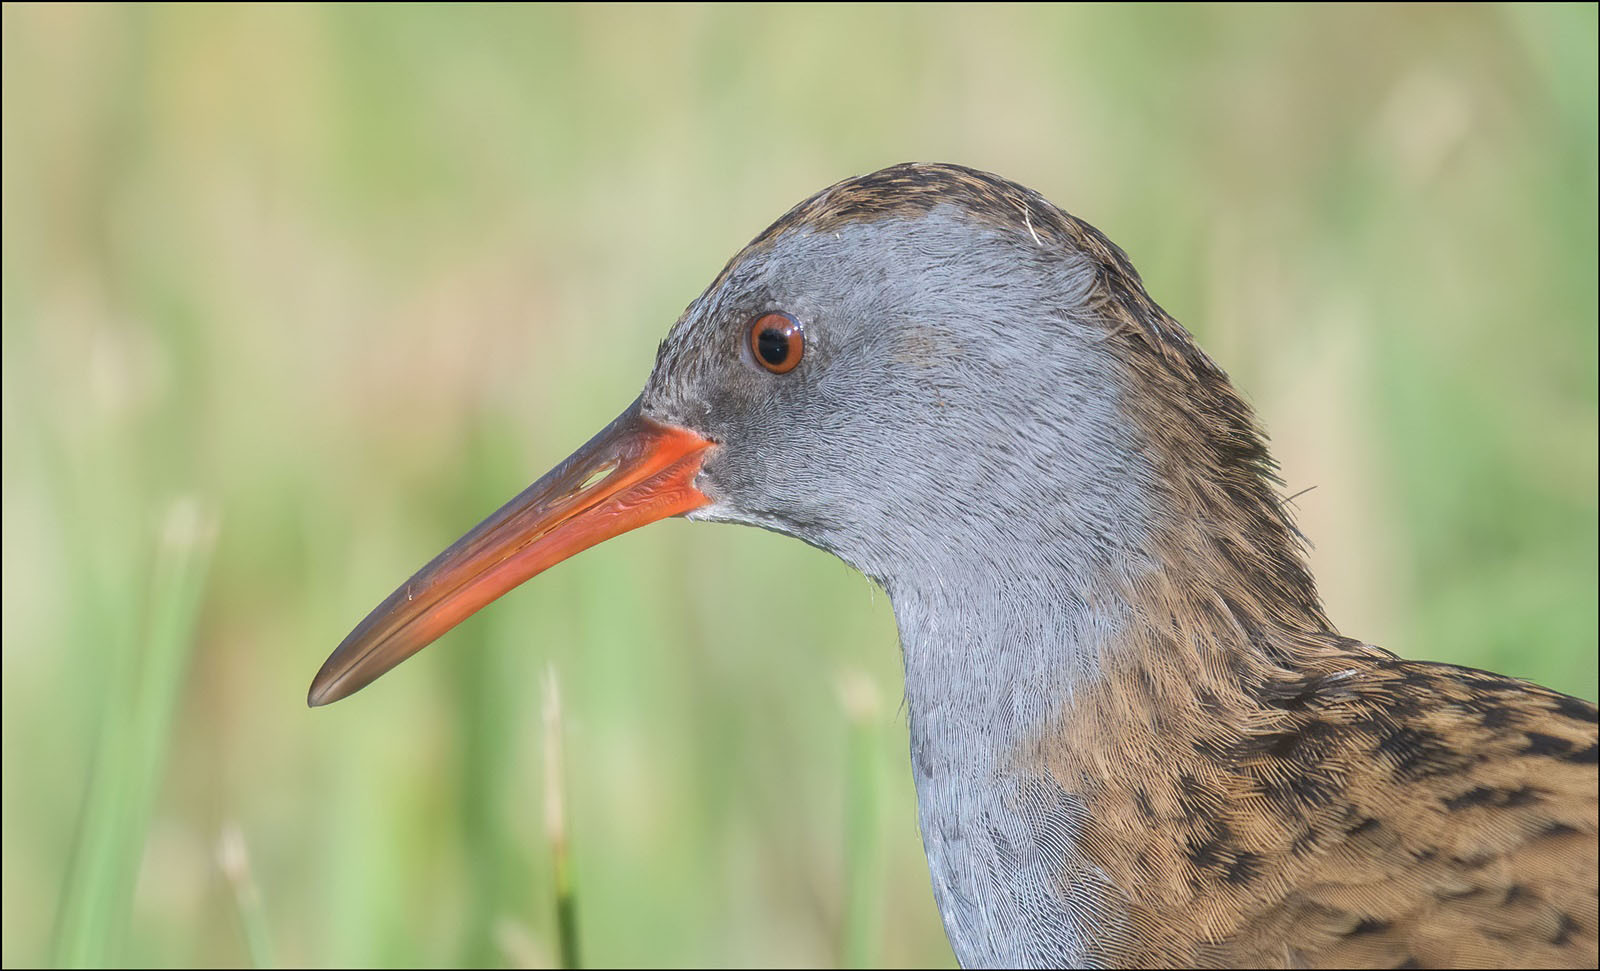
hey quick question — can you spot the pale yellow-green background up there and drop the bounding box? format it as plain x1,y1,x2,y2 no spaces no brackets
3,4,1595,968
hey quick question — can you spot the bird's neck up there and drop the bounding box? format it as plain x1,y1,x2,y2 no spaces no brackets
886,451,1340,965
890,556,1318,767
890,548,1331,774
886,318,1343,954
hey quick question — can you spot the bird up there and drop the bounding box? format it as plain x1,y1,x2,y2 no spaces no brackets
310,163,1598,969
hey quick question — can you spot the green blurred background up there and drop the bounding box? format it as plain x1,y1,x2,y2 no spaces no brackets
3,4,1596,968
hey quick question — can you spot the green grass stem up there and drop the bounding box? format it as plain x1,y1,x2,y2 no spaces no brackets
51,499,216,967
544,668,580,970
218,822,277,969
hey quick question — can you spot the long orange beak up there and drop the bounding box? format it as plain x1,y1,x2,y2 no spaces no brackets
308,399,713,707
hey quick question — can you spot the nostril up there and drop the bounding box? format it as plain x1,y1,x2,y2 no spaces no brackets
577,463,617,493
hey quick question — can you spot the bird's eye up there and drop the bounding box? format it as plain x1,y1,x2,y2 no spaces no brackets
748,312,804,374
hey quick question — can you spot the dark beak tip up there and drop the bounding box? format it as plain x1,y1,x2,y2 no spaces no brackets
306,664,348,708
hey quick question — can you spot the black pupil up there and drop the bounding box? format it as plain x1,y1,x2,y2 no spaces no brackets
757,328,789,365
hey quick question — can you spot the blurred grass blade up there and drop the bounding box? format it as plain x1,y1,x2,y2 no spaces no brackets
218,822,276,969
494,916,550,968
838,669,883,969
52,499,218,967
543,666,580,970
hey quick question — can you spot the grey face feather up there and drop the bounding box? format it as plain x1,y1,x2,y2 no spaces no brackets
643,207,1159,597
641,205,1165,966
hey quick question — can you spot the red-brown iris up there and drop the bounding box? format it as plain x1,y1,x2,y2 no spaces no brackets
749,312,803,374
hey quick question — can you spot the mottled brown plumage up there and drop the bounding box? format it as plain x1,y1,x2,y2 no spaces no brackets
1038,586,1597,968
315,163,1597,969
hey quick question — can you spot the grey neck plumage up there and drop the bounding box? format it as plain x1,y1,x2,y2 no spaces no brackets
888,543,1151,968
863,352,1163,968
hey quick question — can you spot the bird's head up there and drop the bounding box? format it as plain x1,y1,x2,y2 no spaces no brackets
310,163,1320,707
